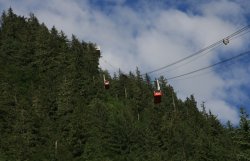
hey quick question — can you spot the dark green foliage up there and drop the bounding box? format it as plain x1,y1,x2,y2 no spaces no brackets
231,108,250,161
0,9,249,161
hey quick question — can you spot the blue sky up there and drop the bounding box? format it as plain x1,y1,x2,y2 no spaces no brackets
1,0,250,124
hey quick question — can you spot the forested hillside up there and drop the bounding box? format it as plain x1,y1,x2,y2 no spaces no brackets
0,8,249,161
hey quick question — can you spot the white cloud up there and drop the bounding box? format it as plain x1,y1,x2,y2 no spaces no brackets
1,0,250,124
206,99,239,125
200,0,245,24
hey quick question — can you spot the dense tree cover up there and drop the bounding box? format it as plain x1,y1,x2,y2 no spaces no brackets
0,9,249,161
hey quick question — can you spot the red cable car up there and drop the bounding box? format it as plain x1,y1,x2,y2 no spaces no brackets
154,79,162,104
154,90,162,104
104,80,110,89
103,75,110,89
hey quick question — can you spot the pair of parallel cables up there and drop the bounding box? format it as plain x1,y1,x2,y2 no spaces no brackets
100,25,250,81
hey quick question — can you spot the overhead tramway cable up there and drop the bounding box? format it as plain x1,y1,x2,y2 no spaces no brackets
226,25,250,39
100,58,118,71
165,50,250,80
172,69,215,82
100,55,134,77
230,28,250,41
142,24,250,75
157,29,250,76
156,43,224,76
143,41,221,75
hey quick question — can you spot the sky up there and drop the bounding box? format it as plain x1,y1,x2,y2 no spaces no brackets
0,0,250,125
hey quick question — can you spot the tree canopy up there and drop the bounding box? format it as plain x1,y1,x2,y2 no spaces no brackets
0,9,249,161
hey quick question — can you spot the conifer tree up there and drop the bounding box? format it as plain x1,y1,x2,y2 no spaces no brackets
0,9,248,161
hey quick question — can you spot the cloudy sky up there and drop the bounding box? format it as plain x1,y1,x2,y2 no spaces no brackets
1,0,250,125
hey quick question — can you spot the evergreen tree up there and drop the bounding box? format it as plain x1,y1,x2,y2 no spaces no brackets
0,9,248,161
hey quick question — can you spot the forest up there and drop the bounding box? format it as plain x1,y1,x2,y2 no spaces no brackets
0,8,249,161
